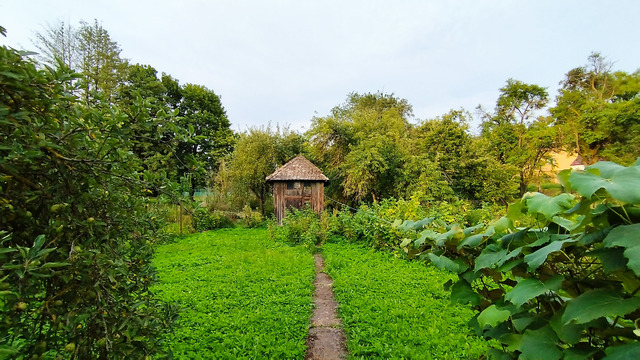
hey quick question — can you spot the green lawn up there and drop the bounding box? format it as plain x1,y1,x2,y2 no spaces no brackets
152,228,315,359
153,229,492,359
323,242,493,359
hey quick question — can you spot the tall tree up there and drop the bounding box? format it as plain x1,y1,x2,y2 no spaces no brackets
307,92,412,203
551,53,640,165
410,109,515,203
226,125,304,215
174,83,235,191
32,19,127,103
76,20,127,102
480,79,554,196
32,21,77,68
114,63,182,176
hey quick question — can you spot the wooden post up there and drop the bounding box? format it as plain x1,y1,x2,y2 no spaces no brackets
179,202,183,235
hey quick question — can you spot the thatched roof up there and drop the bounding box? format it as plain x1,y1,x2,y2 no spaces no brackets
265,155,329,182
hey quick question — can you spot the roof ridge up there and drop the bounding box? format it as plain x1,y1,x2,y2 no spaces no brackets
265,155,329,182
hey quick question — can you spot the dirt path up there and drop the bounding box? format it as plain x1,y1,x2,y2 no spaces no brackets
304,253,348,360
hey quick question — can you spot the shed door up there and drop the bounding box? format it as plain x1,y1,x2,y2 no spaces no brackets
285,197,303,210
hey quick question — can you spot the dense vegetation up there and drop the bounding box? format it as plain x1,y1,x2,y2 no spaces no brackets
397,160,640,359
2,16,639,359
0,28,180,358
152,229,315,359
274,160,640,358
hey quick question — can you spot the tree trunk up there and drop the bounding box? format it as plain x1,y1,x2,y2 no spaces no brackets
258,190,265,217
519,170,528,197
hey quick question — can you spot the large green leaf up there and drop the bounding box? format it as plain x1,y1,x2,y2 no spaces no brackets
563,347,600,360
505,275,563,307
562,289,640,325
526,193,575,220
477,305,511,328
569,161,640,204
523,237,577,271
474,243,522,271
588,247,627,273
603,224,640,276
549,308,586,345
450,279,482,306
426,253,468,274
457,227,495,250
551,214,585,231
603,342,640,359
518,325,562,360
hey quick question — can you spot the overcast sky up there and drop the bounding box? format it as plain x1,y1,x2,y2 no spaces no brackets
2,1,639,133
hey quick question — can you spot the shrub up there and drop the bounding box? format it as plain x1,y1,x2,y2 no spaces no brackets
269,207,326,250
0,44,178,358
397,159,640,358
238,205,264,228
192,208,234,231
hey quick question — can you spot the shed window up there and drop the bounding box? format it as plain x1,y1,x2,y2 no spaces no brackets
303,182,311,190
287,182,302,190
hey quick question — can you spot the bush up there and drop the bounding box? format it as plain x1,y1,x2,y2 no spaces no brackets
0,45,178,358
397,159,640,358
325,198,502,251
269,207,327,250
192,208,234,231
238,205,264,228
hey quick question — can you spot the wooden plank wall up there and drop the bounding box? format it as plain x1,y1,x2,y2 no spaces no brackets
273,182,286,225
273,181,325,225
311,182,324,214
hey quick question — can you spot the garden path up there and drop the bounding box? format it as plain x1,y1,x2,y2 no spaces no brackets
304,253,348,360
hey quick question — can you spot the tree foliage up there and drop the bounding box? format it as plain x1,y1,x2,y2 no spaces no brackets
174,83,235,190
225,125,304,215
308,92,412,203
32,20,235,189
1,38,178,359
480,79,555,196
551,53,640,166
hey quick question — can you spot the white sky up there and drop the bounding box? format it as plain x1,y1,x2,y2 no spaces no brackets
2,1,639,133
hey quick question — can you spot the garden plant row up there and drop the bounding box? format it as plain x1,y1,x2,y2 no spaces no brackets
153,228,492,359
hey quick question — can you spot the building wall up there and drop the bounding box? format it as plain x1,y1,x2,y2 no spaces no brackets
272,181,325,225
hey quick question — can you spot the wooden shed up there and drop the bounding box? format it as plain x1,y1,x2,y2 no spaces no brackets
265,155,329,225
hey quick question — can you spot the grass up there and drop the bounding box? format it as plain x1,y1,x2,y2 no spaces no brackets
152,228,315,359
322,241,493,359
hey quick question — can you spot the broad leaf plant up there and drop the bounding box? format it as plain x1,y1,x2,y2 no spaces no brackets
398,159,640,359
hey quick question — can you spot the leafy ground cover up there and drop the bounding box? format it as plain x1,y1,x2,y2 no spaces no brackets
322,242,494,359
152,228,315,359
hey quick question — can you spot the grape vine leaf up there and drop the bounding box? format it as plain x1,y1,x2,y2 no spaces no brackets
562,289,640,325
526,193,575,220
550,308,587,345
569,161,640,204
603,224,640,276
588,247,627,273
518,325,562,360
426,253,468,273
450,280,482,306
478,304,511,328
505,275,563,307
457,227,495,250
474,245,508,271
603,342,640,359
523,237,578,271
